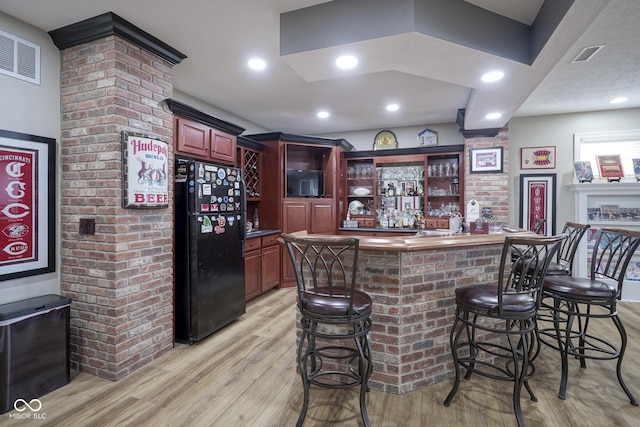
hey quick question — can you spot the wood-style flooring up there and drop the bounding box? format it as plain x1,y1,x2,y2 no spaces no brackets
4,288,640,426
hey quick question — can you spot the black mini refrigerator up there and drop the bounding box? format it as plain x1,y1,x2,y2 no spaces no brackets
174,158,246,344
0,294,71,414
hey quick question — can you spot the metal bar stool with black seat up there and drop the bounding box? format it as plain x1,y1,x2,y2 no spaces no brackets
281,233,373,427
545,221,591,277
539,228,640,404
444,234,566,427
534,222,591,358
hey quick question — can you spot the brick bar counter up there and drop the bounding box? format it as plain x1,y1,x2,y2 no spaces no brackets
314,230,529,394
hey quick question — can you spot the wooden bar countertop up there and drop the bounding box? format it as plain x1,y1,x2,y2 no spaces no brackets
342,225,534,252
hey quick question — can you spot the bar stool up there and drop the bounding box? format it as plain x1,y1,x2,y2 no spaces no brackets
444,234,565,427
545,222,591,276
540,228,640,403
530,217,547,235
281,233,373,427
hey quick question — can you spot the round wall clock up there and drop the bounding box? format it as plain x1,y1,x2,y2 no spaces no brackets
373,130,397,150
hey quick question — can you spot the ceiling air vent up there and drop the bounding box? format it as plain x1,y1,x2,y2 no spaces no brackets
0,29,40,85
571,45,604,63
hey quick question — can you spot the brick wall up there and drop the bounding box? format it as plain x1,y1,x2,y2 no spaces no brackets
358,245,503,393
59,35,174,380
463,128,510,222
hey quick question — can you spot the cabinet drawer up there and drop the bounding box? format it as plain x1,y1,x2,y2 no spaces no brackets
261,234,279,247
245,238,261,252
437,218,450,229
425,219,437,229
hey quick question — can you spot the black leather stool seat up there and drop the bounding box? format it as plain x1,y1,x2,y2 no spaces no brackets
544,276,617,300
545,261,571,276
301,288,372,317
456,284,536,316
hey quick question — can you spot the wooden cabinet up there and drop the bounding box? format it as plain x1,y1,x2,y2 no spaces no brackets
244,233,281,302
282,199,336,234
175,117,236,165
167,99,245,165
342,146,464,231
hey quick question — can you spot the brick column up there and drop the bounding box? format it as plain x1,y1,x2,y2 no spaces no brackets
463,128,510,222
51,13,186,380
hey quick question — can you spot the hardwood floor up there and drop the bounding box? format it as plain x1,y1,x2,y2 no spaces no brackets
5,288,640,426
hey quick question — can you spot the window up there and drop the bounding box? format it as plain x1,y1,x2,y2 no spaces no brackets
574,130,640,178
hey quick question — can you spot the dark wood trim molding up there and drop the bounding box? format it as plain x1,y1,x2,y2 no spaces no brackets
237,136,265,151
246,132,354,151
48,12,187,65
165,99,246,136
343,144,464,158
456,109,502,138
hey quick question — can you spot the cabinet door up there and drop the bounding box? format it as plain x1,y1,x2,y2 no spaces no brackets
311,200,335,234
282,201,309,233
176,117,210,158
210,130,235,165
244,249,262,302
261,244,280,292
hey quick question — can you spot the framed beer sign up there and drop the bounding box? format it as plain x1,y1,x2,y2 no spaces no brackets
122,131,169,208
0,129,55,281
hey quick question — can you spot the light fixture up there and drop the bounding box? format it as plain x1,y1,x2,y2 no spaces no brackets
386,103,399,112
485,112,502,120
481,71,504,83
248,58,266,70
336,55,358,69
610,97,628,104
317,111,330,119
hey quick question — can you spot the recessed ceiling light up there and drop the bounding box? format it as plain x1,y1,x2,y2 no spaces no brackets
336,55,358,69
248,58,266,70
481,71,504,83
317,111,330,119
386,103,399,112
610,97,628,104
485,112,502,120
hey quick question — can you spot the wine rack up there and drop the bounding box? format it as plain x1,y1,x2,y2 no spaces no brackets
243,149,261,199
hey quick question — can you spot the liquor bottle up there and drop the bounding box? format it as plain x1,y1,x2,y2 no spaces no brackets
253,209,259,230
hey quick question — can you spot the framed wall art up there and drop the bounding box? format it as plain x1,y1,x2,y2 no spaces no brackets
373,130,397,150
122,131,169,208
519,174,556,236
469,147,503,174
0,129,56,281
596,154,623,182
417,128,438,147
520,146,556,170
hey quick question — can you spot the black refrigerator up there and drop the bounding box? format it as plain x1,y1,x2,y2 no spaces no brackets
174,157,246,344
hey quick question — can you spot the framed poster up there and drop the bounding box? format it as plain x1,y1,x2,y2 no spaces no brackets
122,131,169,208
0,129,55,281
519,174,556,236
469,147,503,173
520,146,556,169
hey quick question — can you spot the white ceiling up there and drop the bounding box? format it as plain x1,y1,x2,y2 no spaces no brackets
0,0,638,135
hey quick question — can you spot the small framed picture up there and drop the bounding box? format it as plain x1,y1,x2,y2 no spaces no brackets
596,154,623,181
469,147,503,174
520,146,556,169
417,128,438,147
633,158,640,182
573,161,594,183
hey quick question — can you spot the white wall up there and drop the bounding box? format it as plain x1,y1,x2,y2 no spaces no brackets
509,108,640,232
318,122,463,151
172,90,271,135
0,12,61,303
